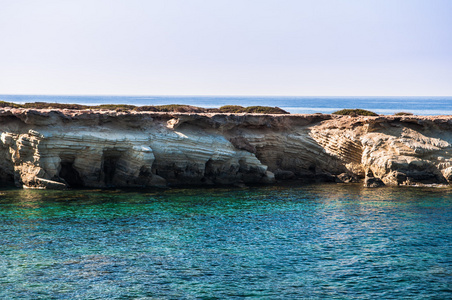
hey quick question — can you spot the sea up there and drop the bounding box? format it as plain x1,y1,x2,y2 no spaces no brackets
0,95,451,298
0,185,451,299
1,95,452,115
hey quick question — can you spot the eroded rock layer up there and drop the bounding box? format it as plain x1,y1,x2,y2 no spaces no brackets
1,108,452,189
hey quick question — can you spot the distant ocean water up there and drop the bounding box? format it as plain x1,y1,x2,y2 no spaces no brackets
1,95,452,115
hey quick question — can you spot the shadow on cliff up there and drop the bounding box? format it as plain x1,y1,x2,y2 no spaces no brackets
59,161,84,188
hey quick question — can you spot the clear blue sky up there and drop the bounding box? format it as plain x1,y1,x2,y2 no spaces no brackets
0,0,451,96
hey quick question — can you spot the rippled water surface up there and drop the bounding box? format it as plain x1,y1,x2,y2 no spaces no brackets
0,184,451,299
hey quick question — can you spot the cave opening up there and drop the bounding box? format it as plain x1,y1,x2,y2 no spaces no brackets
102,155,120,186
0,173,15,187
59,161,84,188
204,159,214,176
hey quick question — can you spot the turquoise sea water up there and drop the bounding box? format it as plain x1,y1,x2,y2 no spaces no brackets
1,184,451,299
1,95,452,115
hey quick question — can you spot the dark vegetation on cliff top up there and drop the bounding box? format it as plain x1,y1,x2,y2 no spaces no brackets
393,112,414,116
1,101,413,116
0,101,289,114
332,109,379,116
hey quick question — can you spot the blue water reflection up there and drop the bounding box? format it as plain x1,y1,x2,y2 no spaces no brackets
0,184,451,298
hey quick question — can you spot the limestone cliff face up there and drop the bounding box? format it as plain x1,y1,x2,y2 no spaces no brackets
1,108,452,189
310,116,452,186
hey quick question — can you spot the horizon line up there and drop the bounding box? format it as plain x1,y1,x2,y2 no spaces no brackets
1,94,452,98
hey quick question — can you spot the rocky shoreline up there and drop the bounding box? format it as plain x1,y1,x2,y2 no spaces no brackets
1,108,452,189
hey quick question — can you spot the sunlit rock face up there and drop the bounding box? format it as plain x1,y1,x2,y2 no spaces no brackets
1,108,452,189
310,116,452,186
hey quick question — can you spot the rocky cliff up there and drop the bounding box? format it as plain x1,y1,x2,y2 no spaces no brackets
1,108,452,189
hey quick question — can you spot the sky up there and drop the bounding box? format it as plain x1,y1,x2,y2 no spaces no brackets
0,0,451,96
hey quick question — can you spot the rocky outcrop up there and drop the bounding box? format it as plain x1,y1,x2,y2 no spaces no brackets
311,115,452,186
1,108,452,189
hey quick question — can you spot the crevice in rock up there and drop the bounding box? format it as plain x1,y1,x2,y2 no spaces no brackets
202,159,214,183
